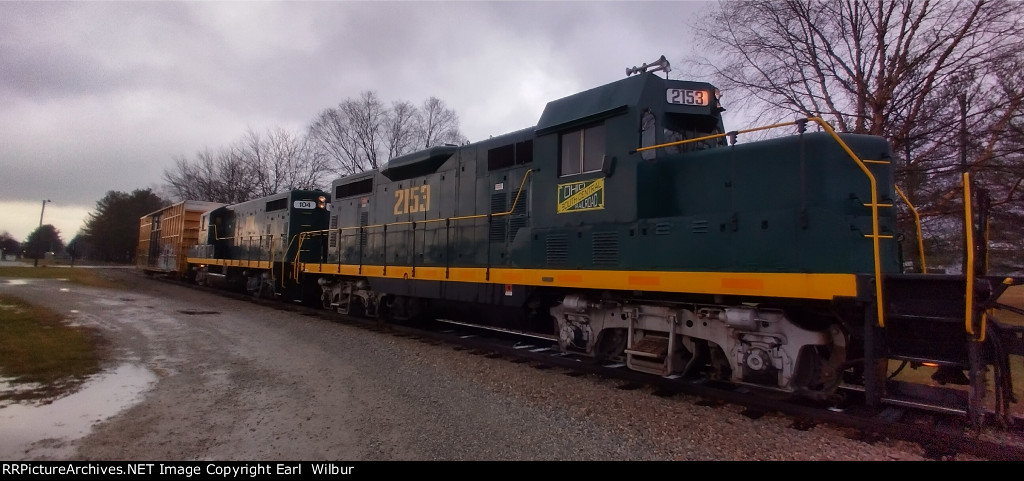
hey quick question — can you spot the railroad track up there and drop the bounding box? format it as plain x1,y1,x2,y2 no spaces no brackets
164,277,1024,460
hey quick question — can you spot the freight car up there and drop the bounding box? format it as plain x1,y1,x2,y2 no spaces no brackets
137,200,225,278
186,189,330,302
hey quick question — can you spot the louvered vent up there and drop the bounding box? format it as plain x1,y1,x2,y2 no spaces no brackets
359,211,369,246
509,217,528,241
546,234,568,265
509,188,529,240
329,215,338,248
691,220,709,233
591,232,619,266
655,223,671,235
490,192,507,242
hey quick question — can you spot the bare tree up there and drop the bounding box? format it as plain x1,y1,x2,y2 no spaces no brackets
385,100,422,160
239,128,273,197
264,126,330,193
341,91,387,171
307,107,364,175
420,96,464,147
307,92,466,176
236,127,327,197
217,145,257,204
162,125,327,204
162,149,225,203
687,0,1024,272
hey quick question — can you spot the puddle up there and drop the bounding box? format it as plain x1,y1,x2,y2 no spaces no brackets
0,363,157,459
0,303,26,314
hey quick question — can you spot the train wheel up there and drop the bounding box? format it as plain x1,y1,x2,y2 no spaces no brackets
791,323,848,399
679,336,710,378
593,328,627,361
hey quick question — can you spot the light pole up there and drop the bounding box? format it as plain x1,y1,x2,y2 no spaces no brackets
34,199,51,267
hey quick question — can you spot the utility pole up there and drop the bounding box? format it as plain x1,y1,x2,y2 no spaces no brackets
34,199,50,267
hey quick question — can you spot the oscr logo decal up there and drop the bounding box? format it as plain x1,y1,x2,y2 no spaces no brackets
556,178,605,214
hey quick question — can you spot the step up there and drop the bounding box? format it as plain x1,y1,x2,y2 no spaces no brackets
625,337,668,359
881,380,969,416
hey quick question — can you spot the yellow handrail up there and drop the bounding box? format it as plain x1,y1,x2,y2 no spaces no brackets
894,186,926,272
809,119,885,328
963,172,985,340
298,169,536,259
633,121,800,153
636,117,888,326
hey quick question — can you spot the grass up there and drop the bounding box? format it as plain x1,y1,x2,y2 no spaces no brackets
0,263,123,403
0,294,106,403
0,265,126,289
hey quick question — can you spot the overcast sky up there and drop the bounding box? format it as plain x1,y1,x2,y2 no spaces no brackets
0,0,718,243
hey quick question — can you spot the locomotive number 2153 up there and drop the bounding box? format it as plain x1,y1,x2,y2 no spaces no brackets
394,185,431,215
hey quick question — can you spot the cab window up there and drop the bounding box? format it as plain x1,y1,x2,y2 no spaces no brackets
663,113,723,154
560,123,605,176
640,110,657,160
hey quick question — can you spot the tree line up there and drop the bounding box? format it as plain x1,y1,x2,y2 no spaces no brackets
163,92,464,205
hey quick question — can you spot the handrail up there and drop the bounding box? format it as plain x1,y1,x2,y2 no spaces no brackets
200,170,537,258
291,169,537,284
632,120,798,153
809,119,886,328
301,168,535,253
634,117,888,327
963,172,985,341
894,186,926,272
636,121,928,274
205,170,537,273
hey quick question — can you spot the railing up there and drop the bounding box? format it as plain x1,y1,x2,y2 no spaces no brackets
962,172,986,341
292,169,535,281
190,225,300,289
634,117,914,328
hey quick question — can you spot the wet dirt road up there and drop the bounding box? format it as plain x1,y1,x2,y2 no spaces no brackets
1,270,381,460
2,269,680,461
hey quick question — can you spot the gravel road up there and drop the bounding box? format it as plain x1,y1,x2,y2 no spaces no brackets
1,268,937,461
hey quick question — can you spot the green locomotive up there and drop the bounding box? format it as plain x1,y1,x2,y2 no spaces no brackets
296,61,1021,423
188,189,330,301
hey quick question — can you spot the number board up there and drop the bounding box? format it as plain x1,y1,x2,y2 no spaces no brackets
293,200,316,209
666,89,709,106
556,178,605,214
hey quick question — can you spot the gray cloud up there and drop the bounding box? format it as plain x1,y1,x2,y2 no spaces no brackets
0,0,710,240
